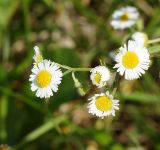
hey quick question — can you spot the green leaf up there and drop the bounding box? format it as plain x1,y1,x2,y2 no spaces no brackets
93,131,113,146
46,48,81,68
111,144,124,150
148,45,160,54
0,96,8,141
42,0,53,8
0,64,8,82
0,0,20,28
15,115,67,149
118,92,160,104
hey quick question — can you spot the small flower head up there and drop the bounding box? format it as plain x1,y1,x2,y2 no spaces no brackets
131,32,148,47
33,46,43,65
114,40,150,80
109,51,117,61
29,59,62,98
111,6,139,29
88,91,119,119
90,66,110,88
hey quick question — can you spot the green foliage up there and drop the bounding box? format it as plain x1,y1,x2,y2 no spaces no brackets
149,45,160,54
0,0,160,150
0,0,20,28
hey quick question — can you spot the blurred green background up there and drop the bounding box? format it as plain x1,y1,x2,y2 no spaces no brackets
0,0,160,149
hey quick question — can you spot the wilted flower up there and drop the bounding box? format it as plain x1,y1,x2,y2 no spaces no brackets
90,66,110,88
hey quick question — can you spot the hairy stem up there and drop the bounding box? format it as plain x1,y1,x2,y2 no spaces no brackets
148,38,160,44
58,62,92,76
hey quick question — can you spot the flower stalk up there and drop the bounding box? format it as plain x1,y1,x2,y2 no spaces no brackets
148,38,160,44
55,63,91,72
58,63,91,76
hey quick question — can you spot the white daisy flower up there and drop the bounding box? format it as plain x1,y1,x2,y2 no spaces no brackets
90,66,110,88
29,59,62,98
88,91,119,119
131,32,148,47
114,40,150,80
111,6,139,29
33,46,43,65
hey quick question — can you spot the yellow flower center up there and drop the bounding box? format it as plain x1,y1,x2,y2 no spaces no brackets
120,12,129,21
95,96,112,112
94,72,101,83
122,51,139,69
36,70,52,87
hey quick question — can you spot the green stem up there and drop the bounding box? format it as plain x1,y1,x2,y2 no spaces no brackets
56,63,72,70
148,38,160,44
0,96,8,142
62,70,72,76
62,67,91,76
44,98,50,116
23,0,31,45
58,61,92,76
14,115,67,149
73,67,91,72
2,28,10,62
112,88,117,97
